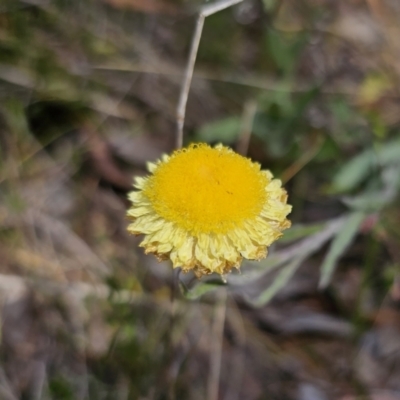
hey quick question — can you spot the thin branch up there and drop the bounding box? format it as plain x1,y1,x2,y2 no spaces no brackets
280,135,324,184
176,15,205,149
201,0,244,17
176,0,245,148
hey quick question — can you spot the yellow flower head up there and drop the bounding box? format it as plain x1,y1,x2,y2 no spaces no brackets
127,143,291,277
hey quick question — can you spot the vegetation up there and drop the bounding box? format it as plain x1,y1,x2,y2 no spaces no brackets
1,0,400,399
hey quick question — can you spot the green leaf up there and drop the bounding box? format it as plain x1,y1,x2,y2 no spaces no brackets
331,137,400,193
251,256,305,306
319,212,365,289
281,86,320,134
377,138,400,165
3,99,31,137
266,30,307,75
331,150,374,193
183,281,224,300
343,191,392,211
231,217,345,287
343,165,400,211
246,254,287,273
279,222,325,243
267,30,291,73
196,116,241,143
314,135,340,162
262,0,278,11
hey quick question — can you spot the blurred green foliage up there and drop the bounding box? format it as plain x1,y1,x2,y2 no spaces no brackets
1,0,400,398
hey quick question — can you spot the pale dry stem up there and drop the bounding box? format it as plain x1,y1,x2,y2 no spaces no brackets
236,99,258,156
176,0,245,148
207,288,228,400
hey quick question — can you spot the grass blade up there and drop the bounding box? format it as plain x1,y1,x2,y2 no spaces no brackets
331,150,373,193
319,212,365,289
251,256,305,306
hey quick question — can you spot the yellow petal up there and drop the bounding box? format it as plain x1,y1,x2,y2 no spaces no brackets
146,162,158,173
127,206,152,218
133,176,147,189
126,143,292,277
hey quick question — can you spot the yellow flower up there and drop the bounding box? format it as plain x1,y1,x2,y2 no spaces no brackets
127,143,291,277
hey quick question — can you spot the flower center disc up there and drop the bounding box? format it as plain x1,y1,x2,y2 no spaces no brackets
144,145,268,235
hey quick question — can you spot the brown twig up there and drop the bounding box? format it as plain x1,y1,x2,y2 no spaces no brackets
280,135,323,184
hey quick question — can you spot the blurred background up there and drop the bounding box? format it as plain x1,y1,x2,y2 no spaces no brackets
1,0,400,399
